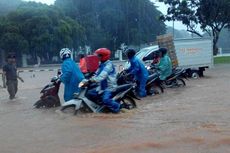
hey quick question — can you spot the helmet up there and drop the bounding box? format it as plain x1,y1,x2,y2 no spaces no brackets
60,48,71,60
125,48,136,59
95,48,111,62
158,48,168,56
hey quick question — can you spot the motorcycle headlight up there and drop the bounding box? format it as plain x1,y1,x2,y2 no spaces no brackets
79,82,85,88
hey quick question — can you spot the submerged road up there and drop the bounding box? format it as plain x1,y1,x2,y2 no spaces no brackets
0,64,229,153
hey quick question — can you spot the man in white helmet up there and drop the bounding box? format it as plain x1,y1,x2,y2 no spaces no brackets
59,48,84,102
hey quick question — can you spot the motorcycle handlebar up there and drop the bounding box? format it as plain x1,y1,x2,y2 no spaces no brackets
51,76,60,83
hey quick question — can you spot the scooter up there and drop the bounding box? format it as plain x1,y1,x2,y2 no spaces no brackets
148,65,186,88
163,69,186,88
117,70,164,96
60,80,138,115
33,76,61,108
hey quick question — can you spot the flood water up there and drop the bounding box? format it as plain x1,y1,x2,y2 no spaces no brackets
0,64,229,153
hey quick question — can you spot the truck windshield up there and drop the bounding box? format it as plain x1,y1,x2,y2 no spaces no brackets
136,46,158,60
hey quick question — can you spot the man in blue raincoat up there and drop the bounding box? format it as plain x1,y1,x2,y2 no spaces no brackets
59,48,84,101
125,48,149,97
155,48,172,80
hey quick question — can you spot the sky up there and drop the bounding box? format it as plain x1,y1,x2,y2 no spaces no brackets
23,0,187,30
154,1,188,30
23,0,54,5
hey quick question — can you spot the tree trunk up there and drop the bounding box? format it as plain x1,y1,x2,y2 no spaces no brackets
212,30,220,55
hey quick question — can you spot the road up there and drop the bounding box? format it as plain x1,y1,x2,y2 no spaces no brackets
0,64,229,153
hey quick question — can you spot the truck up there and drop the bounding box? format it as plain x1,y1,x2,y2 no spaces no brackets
134,37,214,78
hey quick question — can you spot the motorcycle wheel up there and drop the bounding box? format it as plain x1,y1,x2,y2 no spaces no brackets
45,96,61,108
34,100,44,108
61,105,78,115
121,96,137,109
147,84,164,95
61,102,90,115
176,78,186,87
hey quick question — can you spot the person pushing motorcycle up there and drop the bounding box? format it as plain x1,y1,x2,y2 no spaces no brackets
59,48,85,102
125,48,149,97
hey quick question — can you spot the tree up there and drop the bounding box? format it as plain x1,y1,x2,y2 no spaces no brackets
55,0,166,52
218,28,230,53
0,0,22,16
159,0,230,55
0,2,85,64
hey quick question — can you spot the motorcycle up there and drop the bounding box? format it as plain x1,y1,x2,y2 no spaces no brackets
148,65,186,88
117,70,164,96
60,80,138,115
33,75,61,108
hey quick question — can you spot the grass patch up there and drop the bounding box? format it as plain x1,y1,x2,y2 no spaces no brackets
214,56,230,64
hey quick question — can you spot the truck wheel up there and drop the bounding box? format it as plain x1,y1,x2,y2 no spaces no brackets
192,72,199,79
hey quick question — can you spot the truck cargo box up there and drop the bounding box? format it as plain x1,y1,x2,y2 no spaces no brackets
174,37,213,69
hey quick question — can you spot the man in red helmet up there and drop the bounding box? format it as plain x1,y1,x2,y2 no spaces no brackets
87,48,121,113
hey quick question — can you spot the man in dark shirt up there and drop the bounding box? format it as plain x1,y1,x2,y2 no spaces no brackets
3,55,23,100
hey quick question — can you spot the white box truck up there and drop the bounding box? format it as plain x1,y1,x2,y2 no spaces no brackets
133,37,213,78
174,37,213,68
174,37,213,77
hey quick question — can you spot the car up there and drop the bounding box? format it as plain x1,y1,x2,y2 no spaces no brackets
124,45,159,69
136,45,159,64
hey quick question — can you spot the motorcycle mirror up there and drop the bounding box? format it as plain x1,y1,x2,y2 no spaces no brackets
57,69,61,75
51,76,58,82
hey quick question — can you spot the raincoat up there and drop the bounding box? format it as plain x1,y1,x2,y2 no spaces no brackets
60,58,84,101
79,57,88,73
127,56,148,97
87,60,120,113
157,54,172,80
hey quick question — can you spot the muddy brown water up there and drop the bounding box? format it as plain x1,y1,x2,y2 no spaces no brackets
0,64,230,153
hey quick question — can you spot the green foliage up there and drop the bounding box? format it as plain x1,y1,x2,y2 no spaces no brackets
0,2,85,62
0,33,28,53
160,0,230,55
0,0,166,64
214,56,230,64
55,0,166,51
0,0,21,16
